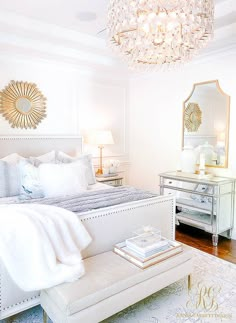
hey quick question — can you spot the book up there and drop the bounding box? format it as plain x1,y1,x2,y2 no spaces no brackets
128,243,170,258
126,233,169,255
114,240,182,269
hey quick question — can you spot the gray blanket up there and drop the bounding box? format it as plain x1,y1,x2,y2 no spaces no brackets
17,186,157,214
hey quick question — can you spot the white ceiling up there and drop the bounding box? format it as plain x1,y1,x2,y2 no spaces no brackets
0,0,235,76
0,0,235,38
0,0,108,37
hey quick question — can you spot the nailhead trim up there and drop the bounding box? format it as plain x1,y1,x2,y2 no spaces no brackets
81,197,174,222
0,195,174,316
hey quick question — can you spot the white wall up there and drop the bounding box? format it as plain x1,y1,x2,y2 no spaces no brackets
128,54,236,237
0,55,130,179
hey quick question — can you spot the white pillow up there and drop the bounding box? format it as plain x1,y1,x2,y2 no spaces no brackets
1,153,25,164
0,160,21,197
18,160,44,200
56,151,96,185
30,150,56,166
39,161,88,198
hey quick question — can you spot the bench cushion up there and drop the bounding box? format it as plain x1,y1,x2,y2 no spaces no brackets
42,245,192,316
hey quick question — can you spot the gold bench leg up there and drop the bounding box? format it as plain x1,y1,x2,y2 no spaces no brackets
43,309,48,323
188,274,192,291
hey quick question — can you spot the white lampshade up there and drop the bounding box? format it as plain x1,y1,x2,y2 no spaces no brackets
89,130,114,146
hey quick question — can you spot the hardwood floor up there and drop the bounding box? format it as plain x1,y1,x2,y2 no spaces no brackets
176,224,236,264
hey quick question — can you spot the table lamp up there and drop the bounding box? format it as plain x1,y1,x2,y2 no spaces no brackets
92,130,114,175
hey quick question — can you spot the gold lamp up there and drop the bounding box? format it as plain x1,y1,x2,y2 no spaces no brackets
91,130,114,175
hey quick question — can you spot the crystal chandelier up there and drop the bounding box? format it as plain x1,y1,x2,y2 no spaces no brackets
107,0,214,70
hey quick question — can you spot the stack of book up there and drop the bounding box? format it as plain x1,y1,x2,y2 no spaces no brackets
114,233,182,269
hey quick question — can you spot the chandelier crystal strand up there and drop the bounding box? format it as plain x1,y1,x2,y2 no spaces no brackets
107,0,214,70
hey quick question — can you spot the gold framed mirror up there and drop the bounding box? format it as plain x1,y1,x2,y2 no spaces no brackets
182,80,230,168
0,80,47,129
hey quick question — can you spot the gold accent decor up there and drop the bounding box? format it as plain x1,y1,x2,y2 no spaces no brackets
43,310,48,323
0,80,47,129
188,274,192,291
85,130,114,175
184,103,202,132
182,80,230,169
107,0,214,70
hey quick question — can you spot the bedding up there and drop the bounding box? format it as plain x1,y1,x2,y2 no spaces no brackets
1,153,24,164
18,154,95,200
19,160,44,199
56,151,96,185
39,161,88,197
0,204,92,291
29,150,56,165
11,186,157,214
0,183,112,204
0,160,21,197
0,185,156,293
0,150,96,199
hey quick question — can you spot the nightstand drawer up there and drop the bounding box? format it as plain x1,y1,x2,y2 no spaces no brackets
106,180,117,186
163,179,178,187
163,179,196,192
96,176,123,187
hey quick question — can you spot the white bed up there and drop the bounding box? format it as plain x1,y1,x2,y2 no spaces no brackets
0,136,175,320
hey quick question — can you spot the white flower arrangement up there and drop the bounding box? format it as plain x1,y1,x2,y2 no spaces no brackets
103,159,120,174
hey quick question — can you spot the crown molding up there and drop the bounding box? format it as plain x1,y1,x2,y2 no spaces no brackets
0,10,107,51
0,10,129,79
0,5,235,80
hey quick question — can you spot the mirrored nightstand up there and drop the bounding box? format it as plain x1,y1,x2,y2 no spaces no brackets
96,175,123,187
159,171,235,246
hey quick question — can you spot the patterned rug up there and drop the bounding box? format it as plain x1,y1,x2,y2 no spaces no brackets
2,248,236,323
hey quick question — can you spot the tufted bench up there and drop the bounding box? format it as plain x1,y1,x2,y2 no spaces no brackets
41,245,193,323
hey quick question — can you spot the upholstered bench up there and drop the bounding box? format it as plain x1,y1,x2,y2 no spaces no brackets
41,245,193,323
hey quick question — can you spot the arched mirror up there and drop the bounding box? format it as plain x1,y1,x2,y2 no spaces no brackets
182,80,230,168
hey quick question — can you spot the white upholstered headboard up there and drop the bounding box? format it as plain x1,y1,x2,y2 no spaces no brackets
0,136,83,158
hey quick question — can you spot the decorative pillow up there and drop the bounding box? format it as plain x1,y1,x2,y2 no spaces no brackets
0,160,21,197
39,161,88,198
30,150,56,166
190,184,213,203
56,151,96,185
18,160,44,200
1,153,25,164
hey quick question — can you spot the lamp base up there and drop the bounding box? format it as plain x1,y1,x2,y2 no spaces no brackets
96,168,103,175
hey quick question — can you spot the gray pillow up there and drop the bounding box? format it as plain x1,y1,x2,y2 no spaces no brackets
56,151,96,185
18,160,44,200
0,160,21,197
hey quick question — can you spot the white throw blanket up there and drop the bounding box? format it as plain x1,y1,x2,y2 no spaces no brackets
0,204,92,291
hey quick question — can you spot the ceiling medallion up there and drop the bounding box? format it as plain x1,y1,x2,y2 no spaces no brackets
107,0,214,70
0,80,47,129
184,102,202,132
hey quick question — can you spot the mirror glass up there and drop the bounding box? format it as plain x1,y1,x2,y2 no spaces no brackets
16,98,32,113
183,80,230,168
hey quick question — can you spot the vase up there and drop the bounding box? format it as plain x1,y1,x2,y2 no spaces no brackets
181,145,196,173
200,142,214,165
109,166,117,174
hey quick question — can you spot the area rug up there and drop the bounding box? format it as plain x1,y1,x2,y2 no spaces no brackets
2,248,236,323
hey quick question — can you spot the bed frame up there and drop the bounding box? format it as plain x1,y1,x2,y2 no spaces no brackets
0,136,175,320
0,135,83,158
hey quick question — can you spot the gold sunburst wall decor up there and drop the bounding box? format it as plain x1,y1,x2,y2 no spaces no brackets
184,102,202,132
0,80,47,129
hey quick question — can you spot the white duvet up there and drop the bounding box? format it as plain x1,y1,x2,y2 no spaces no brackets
0,204,92,291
